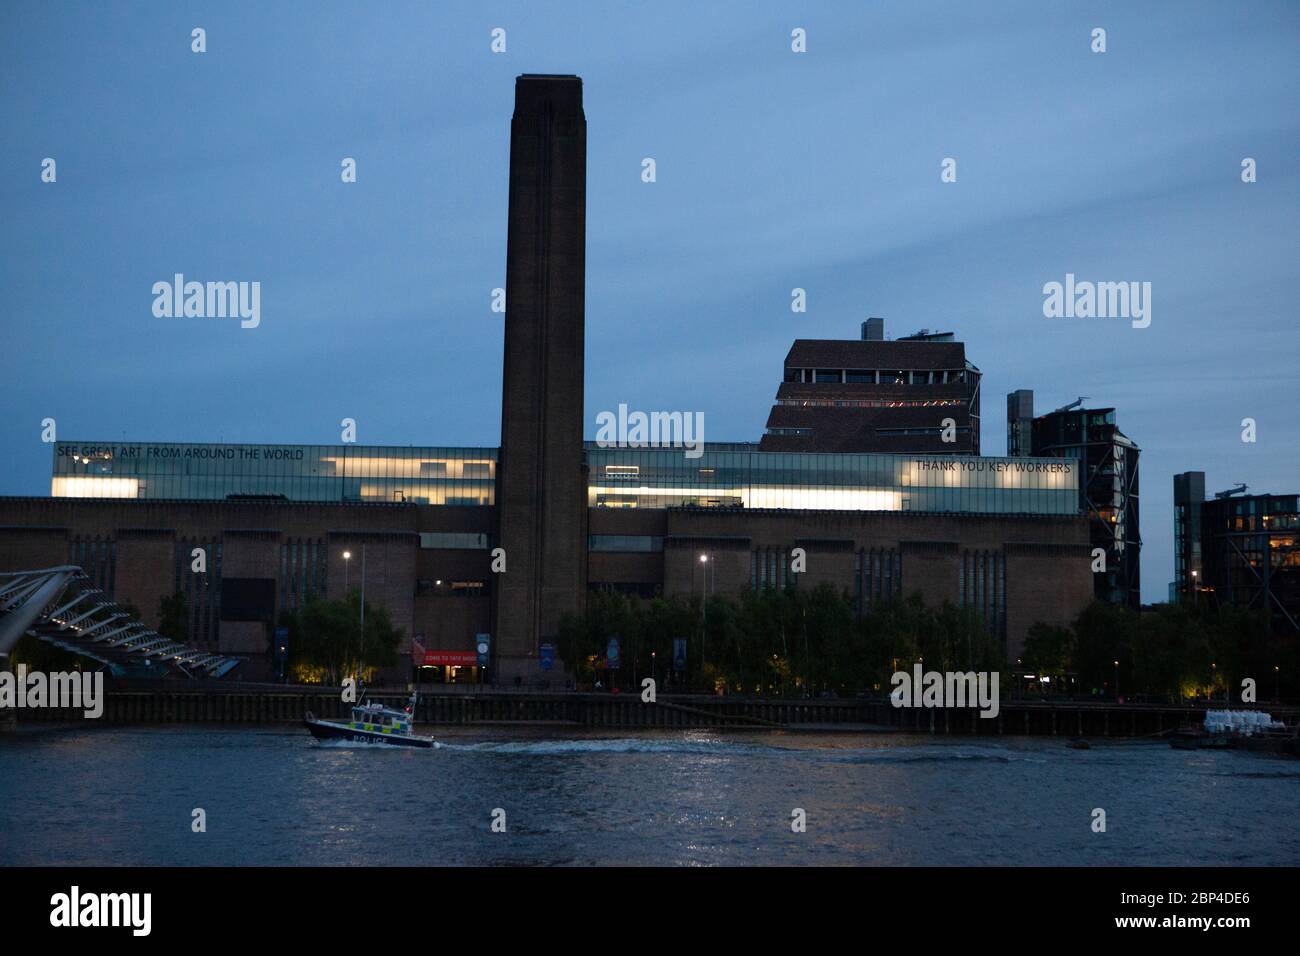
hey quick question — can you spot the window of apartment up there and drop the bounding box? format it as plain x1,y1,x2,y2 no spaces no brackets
751,547,789,591
595,495,639,508
419,532,489,550
814,369,842,383
856,548,901,611
961,550,1007,639
588,535,664,552
589,582,662,598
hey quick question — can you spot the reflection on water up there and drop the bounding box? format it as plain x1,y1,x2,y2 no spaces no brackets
1,725,1297,866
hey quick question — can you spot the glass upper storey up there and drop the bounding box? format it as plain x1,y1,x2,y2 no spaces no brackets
586,444,1078,514
51,440,1079,515
52,442,496,505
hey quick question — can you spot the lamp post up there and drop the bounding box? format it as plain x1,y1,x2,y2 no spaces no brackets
1113,659,1120,700
342,550,352,684
357,544,367,690
698,552,714,597
699,553,712,692
1275,665,1281,703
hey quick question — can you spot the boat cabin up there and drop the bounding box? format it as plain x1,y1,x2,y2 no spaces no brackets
350,703,411,734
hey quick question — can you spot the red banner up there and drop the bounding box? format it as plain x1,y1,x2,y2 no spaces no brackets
420,650,478,666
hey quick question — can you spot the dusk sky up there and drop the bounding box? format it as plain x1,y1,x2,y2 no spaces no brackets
2,0,1296,604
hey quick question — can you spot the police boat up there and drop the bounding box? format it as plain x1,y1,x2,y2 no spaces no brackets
304,691,434,748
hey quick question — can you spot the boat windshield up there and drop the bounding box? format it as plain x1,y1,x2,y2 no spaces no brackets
351,706,407,727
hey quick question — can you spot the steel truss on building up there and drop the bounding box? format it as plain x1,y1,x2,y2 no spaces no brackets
1220,532,1300,635
0,566,241,676
1080,440,1142,599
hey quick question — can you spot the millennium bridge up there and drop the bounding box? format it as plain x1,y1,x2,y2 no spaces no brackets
0,566,240,678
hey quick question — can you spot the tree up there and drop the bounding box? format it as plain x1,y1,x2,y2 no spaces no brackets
1131,603,1208,702
1021,622,1073,684
284,592,402,685
1017,601,1283,703
801,582,855,694
859,593,926,691
545,587,1295,702
157,591,187,642
1072,601,1136,695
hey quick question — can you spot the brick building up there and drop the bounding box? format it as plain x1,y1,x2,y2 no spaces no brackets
0,76,1095,682
760,321,982,455
0,440,1092,679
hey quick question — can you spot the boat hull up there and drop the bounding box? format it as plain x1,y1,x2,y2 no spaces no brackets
304,717,434,749
1226,734,1300,756
1171,730,1298,754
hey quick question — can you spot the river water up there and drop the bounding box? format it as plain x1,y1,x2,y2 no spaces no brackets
2,725,1296,866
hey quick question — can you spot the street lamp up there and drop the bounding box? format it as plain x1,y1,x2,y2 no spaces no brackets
357,545,367,688
699,552,714,597
1113,659,1120,700
341,546,366,689
698,552,713,692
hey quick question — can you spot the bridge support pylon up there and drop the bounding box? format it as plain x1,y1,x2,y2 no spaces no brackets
0,657,15,733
